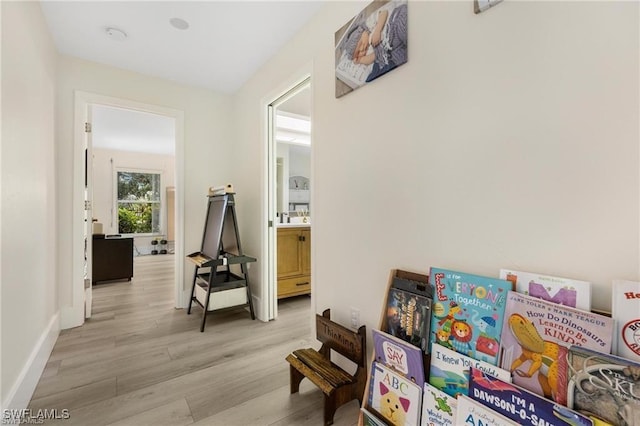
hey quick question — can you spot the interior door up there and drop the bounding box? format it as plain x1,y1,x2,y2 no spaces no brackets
266,77,311,320
84,107,94,318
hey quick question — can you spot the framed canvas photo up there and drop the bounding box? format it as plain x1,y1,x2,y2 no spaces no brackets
334,0,408,98
474,0,503,14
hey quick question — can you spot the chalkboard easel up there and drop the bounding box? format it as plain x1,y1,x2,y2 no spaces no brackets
186,193,256,332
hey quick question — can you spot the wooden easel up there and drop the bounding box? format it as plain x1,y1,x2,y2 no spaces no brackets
186,193,256,332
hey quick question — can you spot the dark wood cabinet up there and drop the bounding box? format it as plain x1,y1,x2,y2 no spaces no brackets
92,236,133,284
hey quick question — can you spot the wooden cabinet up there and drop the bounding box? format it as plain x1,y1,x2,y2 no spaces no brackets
277,226,311,298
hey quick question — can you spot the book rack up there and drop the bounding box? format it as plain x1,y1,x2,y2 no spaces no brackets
360,267,639,426
360,269,431,425
186,193,256,332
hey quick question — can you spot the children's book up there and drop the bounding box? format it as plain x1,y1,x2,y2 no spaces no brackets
421,383,457,426
499,291,614,406
567,345,640,426
612,279,640,362
456,394,520,426
384,286,432,354
468,367,593,426
392,274,433,299
500,268,592,311
372,329,426,386
361,407,388,426
428,343,511,398
429,267,512,365
368,361,422,426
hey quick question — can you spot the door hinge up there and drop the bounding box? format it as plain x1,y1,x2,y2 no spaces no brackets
84,200,92,210
268,220,273,227
85,122,92,133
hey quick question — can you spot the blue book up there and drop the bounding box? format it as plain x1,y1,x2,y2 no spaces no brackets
429,267,511,365
469,367,593,426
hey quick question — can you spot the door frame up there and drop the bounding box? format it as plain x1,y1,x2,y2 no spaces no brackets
67,91,185,328
84,106,94,318
264,76,312,321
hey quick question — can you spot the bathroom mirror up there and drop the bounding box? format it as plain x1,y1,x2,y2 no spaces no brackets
275,86,311,220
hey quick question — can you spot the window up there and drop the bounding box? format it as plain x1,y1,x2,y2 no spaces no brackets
117,171,161,234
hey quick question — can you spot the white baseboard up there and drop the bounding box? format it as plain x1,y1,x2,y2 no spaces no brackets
252,294,267,322
59,305,83,330
2,313,60,411
180,289,191,309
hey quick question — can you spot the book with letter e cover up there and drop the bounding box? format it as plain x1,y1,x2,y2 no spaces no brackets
429,267,511,365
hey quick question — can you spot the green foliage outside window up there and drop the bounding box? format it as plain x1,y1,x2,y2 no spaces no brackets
117,171,161,234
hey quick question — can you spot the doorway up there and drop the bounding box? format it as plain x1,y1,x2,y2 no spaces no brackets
70,91,185,329
267,78,312,320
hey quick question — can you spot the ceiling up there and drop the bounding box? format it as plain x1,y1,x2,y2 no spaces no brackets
40,1,325,93
92,105,176,155
43,1,319,154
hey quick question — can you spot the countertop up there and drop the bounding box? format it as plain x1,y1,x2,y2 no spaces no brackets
276,223,311,228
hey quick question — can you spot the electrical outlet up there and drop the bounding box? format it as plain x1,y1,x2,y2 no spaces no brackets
350,307,360,330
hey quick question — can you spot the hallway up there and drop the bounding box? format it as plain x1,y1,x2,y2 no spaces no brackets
28,255,359,425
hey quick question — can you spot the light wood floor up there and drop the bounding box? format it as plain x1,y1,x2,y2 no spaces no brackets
29,255,360,425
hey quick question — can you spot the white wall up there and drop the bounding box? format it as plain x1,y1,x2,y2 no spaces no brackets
56,56,234,323
233,1,639,339
92,148,176,254
1,1,59,409
276,143,311,214
2,0,637,408
289,147,311,181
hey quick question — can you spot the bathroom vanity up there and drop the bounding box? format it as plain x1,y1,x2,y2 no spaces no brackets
277,224,311,299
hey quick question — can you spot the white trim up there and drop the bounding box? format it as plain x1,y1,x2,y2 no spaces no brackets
2,313,60,411
65,91,186,330
262,66,313,322
63,92,91,329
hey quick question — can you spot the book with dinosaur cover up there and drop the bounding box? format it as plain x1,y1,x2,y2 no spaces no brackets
468,367,593,426
429,343,511,398
422,383,457,426
567,345,640,426
612,279,640,362
368,361,422,426
429,267,512,365
456,394,520,426
384,286,432,354
499,291,614,406
372,329,425,386
499,268,592,311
